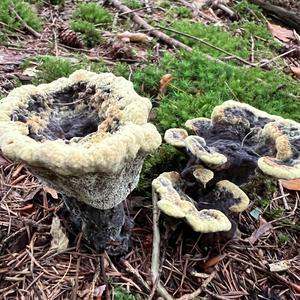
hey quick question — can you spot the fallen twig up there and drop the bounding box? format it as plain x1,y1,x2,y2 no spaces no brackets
108,0,191,51
9,4,41,38
151,188,174,300
120,259,151,293
177,0,217,21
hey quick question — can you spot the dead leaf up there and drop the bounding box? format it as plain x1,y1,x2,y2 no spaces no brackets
22,67,38,78
267,22,295,43
280,178,300,191
247,219,273,244
50,216,69,252
158,74,173,97
43,185,58,199
202,254,225,270
269,260,291,272
117,31,152,43
290,67,300,79
95,285,106,299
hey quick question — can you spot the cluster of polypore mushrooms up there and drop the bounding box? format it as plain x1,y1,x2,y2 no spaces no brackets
153,100,300,234
0,69,299,253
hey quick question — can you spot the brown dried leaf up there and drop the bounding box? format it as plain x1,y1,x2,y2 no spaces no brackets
290,67,300,79
280,178,300,190
50,216,69,252
247,219,273,244
267,22,295,43
202,254,225,269
158,74,173,97
117,31,152,43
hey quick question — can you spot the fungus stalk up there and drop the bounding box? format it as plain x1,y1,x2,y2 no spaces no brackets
0,70,161,255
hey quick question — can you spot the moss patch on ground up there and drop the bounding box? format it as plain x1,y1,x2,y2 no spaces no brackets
0,0,42,34
70,3,112,47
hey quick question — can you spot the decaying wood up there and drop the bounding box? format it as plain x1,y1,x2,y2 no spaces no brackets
249,0,300,32
107,0,192,51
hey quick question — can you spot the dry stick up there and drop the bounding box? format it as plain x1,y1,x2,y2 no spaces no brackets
9,4,41,38
177,0,216,22
120,259,151,293
151,188,174,300
259,48,296,67
108,0,191,51
156,25,256,67
176,271,216,300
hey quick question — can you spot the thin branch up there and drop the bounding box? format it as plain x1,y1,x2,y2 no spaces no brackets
108,0,191,51
9,4,41,38
151,188,174,300
156,24,256,66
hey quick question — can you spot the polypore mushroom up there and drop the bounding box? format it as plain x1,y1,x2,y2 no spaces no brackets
153,100,300,238
152,172,232,233
0,70,161,254
166,100,300,181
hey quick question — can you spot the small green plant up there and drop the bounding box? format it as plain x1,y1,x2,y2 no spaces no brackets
30,55,107,84
265,208,285,221
49,0,65,6
0,0,42,32
70,20,102,48
72,3,112,26
167,6,193,19
277,232,291,246
123,0,143,9
234,0,265,21
159,0,171,9
70,3,112,47
114,287,139,300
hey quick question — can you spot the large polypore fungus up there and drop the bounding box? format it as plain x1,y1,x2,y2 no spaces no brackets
154,100,300,235
0,70,161,254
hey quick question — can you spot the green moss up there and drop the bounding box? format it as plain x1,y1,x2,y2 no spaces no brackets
114,287,139,300
123,0,143,9
277,232,291,246
70,20,102,48
130,50,300,132
233,0,265,21
138,144,186,192
159,0,171,9
166,7,193,19
49,0,65,6
265,208,285,221
165,20,249,59
242,175,277,208
72,3,112,26
31,55,107,84
0,0,42,32
70,3,112,47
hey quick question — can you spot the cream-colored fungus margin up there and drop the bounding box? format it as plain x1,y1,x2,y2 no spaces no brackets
0,70,162,176
152,172,232,233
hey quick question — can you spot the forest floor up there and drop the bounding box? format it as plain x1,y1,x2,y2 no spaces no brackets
0,0,300,299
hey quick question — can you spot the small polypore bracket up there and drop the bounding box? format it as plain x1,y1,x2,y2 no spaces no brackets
152,172,232,233
164,100,300,180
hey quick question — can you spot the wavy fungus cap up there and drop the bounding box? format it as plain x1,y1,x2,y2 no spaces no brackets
165,100,300,180
0,70,162,209
0,70,161,176
152,172,232,233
